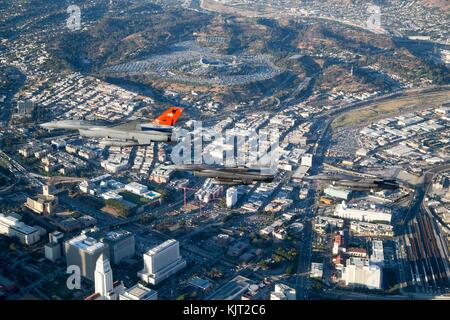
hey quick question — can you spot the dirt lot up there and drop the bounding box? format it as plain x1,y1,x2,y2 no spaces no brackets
332,90,450,129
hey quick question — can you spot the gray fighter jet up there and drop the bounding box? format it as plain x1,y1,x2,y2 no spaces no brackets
306,173,399,191
171,164,276,185
40,107,184,147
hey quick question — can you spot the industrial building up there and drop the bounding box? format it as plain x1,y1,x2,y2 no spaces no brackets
324,186,352,200
206,275,252,300
333,202,392,223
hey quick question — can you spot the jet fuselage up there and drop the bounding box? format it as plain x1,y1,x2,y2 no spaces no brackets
173,164,275,185
40,120,174,145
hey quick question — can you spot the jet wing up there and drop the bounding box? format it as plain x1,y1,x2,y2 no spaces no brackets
216,167,249,173
109,120,139,131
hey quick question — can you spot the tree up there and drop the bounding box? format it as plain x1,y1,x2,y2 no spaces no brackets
176,293,187,300
105,199,130,217
285,265,295,275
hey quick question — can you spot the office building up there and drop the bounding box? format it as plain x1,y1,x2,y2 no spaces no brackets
102,230,135,265
45,242,62,262
138,239,186,285
0,213,41,245
342,257,382,290
25,194,58,215
119,284,158,300
64,234,109,281
226,187,238,208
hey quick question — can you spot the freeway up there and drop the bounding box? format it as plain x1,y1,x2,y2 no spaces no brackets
0,149,43,188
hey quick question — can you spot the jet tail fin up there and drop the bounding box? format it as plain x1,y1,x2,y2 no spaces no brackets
151,107,184,126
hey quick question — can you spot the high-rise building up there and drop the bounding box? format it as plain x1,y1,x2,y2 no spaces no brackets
226,187,238,208
64,234,109,281
101,230,135,265
342,257,382,290
94,254,113,299
138,239,186,285
119,284,158,300
45,231,63,262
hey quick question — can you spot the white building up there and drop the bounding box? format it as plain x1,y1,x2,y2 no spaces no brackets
324,187,352,200
119,284,158,300
311,262,324,278
226,187,238,208
0,214,41,245
342,257,382,290
94,254,114,299
125,182,148,195
334,202,391,223
138,239,186,285
301,154,313,167
196,179,223,203
45,242,61,262
100,191,123,201
270,283,296,300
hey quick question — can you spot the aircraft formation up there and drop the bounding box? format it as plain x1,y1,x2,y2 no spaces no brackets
41,109,400,189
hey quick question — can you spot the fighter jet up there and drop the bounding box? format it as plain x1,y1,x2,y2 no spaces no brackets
171,164,275,185
40,107,184,147
306,173,399,192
